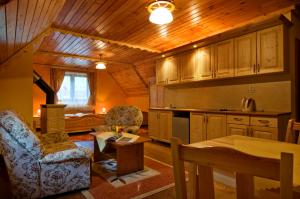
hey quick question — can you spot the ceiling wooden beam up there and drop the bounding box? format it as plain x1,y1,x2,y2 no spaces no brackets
106,71,128,97
33,63,97,72
51,27,161,54
132,65,148,89
36,50,132,66
0,28,52,68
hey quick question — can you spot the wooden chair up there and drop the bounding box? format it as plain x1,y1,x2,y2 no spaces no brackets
171,137,294,199
285,119,300,144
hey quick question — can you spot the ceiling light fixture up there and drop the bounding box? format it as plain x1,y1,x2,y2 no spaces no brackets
96,54,106,70
147,0,175,25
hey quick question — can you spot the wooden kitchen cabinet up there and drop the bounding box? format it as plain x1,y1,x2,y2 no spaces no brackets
179,50,198,82
156,56,180,85
148,110,172,142
190,112,206,143
249,126,277,140
206,114,227,139
156,59,168,85
213,39,234,78
190,113,226,142
166,56,180,84
257,25,284,74
148,111,160,138
227,124,249,136
234,32,257,76
149,78,164,108
197,45,212,80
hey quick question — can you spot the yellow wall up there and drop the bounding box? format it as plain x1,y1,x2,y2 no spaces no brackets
95,71,127,113
32,65,50,116
0,48,33,125
126,96,149,112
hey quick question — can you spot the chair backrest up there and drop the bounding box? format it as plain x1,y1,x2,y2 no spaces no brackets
285,119,300,144
171,137,293,199
105,105,143,127
0,110,42,158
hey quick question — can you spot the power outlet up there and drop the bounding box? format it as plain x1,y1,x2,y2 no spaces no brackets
248,85,256,94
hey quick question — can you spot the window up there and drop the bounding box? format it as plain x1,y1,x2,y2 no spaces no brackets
57,72,90,105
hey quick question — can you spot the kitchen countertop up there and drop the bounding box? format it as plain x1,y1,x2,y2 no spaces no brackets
149,107,290,116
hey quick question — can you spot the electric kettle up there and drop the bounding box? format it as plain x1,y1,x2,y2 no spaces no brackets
241,97,256,112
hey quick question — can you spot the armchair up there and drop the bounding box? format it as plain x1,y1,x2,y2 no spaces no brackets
0,110,92,198
96,105,143,133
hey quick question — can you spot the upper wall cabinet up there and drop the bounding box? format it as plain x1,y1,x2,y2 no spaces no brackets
156,56,180,85
179,50,198,82
197,45,212,80
156,59,168,85
234,32,257,76
257,25,284,74
213,39,235,78
156,24,286,85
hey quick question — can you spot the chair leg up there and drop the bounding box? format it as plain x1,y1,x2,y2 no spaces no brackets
198,165,214,199
236,173,254,199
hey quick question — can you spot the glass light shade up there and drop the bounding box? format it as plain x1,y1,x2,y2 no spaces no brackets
96,62,106,70
149,7,173,25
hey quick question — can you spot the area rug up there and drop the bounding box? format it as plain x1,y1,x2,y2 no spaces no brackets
81,156,174,199
92,159,160,188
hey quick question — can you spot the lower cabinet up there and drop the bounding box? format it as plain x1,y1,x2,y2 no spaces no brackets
249,126,277,140
227,124,249,136
148,110,172,142
227,115,288,141
190,113,226,143
190,112,206,143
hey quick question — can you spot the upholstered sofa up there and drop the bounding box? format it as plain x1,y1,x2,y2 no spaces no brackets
0,110,92,198
96,105,143,133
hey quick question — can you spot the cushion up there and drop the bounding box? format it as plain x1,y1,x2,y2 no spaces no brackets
0,110,43,157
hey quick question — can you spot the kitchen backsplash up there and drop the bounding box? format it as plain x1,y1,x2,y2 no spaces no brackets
164,81,291,112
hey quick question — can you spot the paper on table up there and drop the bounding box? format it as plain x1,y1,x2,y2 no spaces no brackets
116,132,139,143
96,132,118,152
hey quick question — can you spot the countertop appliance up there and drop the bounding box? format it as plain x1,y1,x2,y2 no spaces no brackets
241,97,256,112
172,111,190,144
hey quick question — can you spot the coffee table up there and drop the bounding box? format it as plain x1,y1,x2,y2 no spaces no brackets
90,132,151,176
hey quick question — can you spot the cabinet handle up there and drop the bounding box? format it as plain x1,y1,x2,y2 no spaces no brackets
233,118,243,121
257,64,260,73
258,119,269,124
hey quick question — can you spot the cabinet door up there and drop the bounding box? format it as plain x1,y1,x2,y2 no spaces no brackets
190,112,207,143
156,85,164,107
197,46,212,80
156,59,168,85
234,33,257,76
206,114,226,140
180,50,198,82
214,39,234,78
149,84,157,107
227,124,248,136
159,111,173,142
148,111,159,138
257,25,284,74
167,56,180,84
250,126,278,140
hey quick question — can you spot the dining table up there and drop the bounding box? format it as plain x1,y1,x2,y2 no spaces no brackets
187,135,300,192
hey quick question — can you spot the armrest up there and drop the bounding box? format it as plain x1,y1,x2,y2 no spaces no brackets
39,132,70,145
39,146,92,164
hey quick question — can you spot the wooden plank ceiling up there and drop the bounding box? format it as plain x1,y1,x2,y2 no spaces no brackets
0,0,64,63
1,0,298,96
